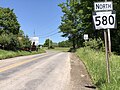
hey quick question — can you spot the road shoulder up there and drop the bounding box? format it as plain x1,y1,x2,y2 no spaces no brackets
70,53,96,90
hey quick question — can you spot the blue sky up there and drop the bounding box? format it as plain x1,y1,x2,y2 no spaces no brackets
0,0,67,44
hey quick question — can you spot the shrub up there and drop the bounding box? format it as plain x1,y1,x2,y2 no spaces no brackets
84,38,104,51
48,46,55,49
8,34,21,50
0,33,11,49
0,33,32,51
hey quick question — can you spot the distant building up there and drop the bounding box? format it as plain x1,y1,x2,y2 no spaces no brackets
30,37,39,46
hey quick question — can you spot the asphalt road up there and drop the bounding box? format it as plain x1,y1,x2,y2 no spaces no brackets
0,51,71,90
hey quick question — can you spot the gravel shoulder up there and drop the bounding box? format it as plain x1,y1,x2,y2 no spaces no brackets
69,53,96,90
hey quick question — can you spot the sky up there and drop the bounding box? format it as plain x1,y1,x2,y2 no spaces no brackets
0,0,67,44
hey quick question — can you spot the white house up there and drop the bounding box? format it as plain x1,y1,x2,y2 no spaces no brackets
30,37,39,46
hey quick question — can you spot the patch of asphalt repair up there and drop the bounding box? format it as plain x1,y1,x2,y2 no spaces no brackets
70,53,96,90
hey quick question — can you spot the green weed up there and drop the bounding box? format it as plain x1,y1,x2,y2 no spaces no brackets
76,48,120,90
0,49,45,60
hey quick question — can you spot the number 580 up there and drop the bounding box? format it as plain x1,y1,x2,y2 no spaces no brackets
95,15,114,26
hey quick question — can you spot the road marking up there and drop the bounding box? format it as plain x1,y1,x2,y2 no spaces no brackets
0,54,52,73
0,52,64,89
0,56,50,88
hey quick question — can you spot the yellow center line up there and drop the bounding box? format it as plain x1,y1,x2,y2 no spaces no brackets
0,54,49,73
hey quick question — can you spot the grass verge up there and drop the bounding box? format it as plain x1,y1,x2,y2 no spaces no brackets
76,48,120,90
0,49,46,60
52,47,70,52
43,47,70,52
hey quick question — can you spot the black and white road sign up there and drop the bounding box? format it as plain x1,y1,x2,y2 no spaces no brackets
94,1,113,11
93,10,116,30
84,34,88,40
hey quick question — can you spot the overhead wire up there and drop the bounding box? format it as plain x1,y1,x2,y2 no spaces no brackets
31,28,60,38
38,32,59,38
35,29,59,37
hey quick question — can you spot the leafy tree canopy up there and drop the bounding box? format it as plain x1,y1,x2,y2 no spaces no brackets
0,7,20,35
43,39,53,47
59,0,120,52
58,40,72,47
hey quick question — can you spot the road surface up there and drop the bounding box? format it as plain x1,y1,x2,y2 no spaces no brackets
0,51,70,90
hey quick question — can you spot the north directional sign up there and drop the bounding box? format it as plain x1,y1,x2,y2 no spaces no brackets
93,10,116,30
94,1,113,11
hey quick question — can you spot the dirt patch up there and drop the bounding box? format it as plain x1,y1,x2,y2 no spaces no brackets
69,53,96,90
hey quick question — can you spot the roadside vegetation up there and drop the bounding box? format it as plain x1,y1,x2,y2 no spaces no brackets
75,38,120,90
76,47,120,90
43,46,70,52
59,1,120,89
52,47,70,52
47,47,70,52
43,39,71,52
0,49,45,60
0,7,45,59
0,7,32,51
59,0,120,53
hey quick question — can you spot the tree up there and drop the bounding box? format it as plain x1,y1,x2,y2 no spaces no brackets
0,31,31,51
43,39,53,47
52,42,58,47
58,40,72,47
59,2,78,49
59,0,120,53
18,30,24,37
0,33,21,50
8,34,21,50
21,35,31,49
0,7,20,35
0,33,11,49
0,7,32,51
59,1,88,49
79,0,120,53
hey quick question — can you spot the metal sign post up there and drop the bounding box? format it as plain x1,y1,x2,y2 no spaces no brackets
104,30,110,83
105,0,110,83
108,29,111,54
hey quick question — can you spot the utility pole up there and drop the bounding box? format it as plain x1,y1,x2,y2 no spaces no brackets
34,29,36,37
48,37,50,49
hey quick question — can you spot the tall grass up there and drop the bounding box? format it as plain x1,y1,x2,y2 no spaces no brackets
0,49,45,60
76,48,120,90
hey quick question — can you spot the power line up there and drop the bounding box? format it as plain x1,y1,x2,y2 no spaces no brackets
36,29,59,37
37,32,59,38
29,28,60,38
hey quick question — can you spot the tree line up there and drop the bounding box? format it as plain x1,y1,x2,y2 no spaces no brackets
0,7,31,51
43,39,72,48
59,0,120,53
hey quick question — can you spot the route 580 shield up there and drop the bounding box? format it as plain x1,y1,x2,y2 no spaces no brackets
93,10,117,30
